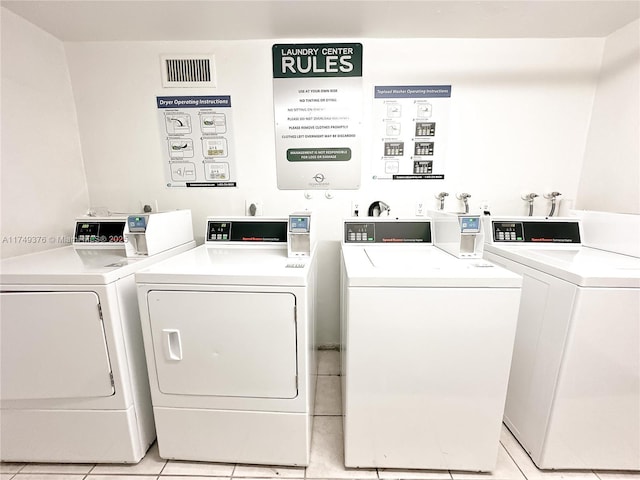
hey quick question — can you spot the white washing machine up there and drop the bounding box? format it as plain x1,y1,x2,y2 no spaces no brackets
483,214,640,471
340,218,522,471
135,216,317,466
0,210,195,463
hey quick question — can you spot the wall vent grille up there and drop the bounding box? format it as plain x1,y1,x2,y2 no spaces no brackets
161,55,216,88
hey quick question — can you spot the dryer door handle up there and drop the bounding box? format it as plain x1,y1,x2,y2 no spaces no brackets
163,329,183,361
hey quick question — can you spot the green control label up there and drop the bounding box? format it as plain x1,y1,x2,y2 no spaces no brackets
273,43,363,78
287,148,352,162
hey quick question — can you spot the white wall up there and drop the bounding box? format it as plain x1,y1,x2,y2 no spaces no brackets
0,8,89,258
64,37,603,345
577,19,640,214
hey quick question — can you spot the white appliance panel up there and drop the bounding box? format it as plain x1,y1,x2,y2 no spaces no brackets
147,290,298,399
343,286,521,470
153,406,309,465
1,408,139,463
501,270,577,460
541,287,640,469
1,291,114,400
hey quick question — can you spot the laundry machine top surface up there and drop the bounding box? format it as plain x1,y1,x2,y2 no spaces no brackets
485,243,640,287
135,244,314,286
343,244,521,288
340,218,520,288
483,216,640,287
0,243,194,286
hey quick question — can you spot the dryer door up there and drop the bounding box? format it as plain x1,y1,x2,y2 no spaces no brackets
0,291,115,400
147,290,298,399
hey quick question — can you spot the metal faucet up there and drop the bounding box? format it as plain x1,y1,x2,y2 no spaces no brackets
544,192,562,217
456,193,471,214
435,192,449,210
521,193,538,216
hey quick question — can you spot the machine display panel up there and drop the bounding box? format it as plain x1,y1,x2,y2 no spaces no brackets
344,221,432,243
492,222,525,242
289,216,310,233
492,221,581,243
128,215,147,232
74,221,126,243
459,216,481,233
207,222,232,241
344,223,375,243
207,221,288,243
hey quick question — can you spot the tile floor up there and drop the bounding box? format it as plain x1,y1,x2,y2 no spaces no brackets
1,351,638,480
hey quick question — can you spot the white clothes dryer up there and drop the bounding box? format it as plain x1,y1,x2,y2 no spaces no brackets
0,210,195,463
340,218,522,471
483,215,640,470
135,217,317,466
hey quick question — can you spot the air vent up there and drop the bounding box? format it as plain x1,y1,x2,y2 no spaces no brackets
160,54,216,88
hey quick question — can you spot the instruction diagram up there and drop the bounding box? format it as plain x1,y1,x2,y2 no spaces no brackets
372,85,451,180
157,95,237,187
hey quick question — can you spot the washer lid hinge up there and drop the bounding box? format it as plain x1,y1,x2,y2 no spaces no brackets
97,303,103,320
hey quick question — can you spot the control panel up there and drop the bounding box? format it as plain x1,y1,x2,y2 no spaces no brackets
127,215,148,233
206,220,288,243
491,220,581,244
431,210,484,258
289,215,311,233
74,221,126,244
492,222,524,242
208,222,231,241
460,216,481,233
288,212,314,258
344,221,432,244
345,223,375,243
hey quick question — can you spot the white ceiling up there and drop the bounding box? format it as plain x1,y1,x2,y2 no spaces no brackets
2,0,639,41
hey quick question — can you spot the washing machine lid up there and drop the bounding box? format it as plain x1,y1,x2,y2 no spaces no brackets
0,243,195,285
135,244,312,286
342,245,521,287
484,244,640,287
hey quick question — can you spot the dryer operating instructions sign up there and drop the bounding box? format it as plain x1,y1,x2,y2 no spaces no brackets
272,43,363,190
156,95,237,187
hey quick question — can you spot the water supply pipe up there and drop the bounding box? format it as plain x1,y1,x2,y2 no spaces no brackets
456,193,471,214
521,193,538,216
544,192,562,217
435,192,449,210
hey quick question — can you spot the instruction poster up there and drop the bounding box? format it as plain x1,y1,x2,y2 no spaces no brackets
157,95,237,187
272,43,363,190
372,85,451,180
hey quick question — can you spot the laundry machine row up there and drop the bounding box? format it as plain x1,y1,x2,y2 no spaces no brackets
4,208,635,472
0,210,195,463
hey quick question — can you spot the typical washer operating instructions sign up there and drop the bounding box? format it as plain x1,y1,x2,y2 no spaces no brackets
157,95,237,187
373,85,451,181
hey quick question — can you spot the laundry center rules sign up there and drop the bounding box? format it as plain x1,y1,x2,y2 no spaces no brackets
272,43,363,190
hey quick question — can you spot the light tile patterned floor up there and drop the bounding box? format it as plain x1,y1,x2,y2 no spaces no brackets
1,351,639,480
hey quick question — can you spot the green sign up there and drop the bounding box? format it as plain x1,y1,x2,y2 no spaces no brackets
273,43,363,78
287,148,352,162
